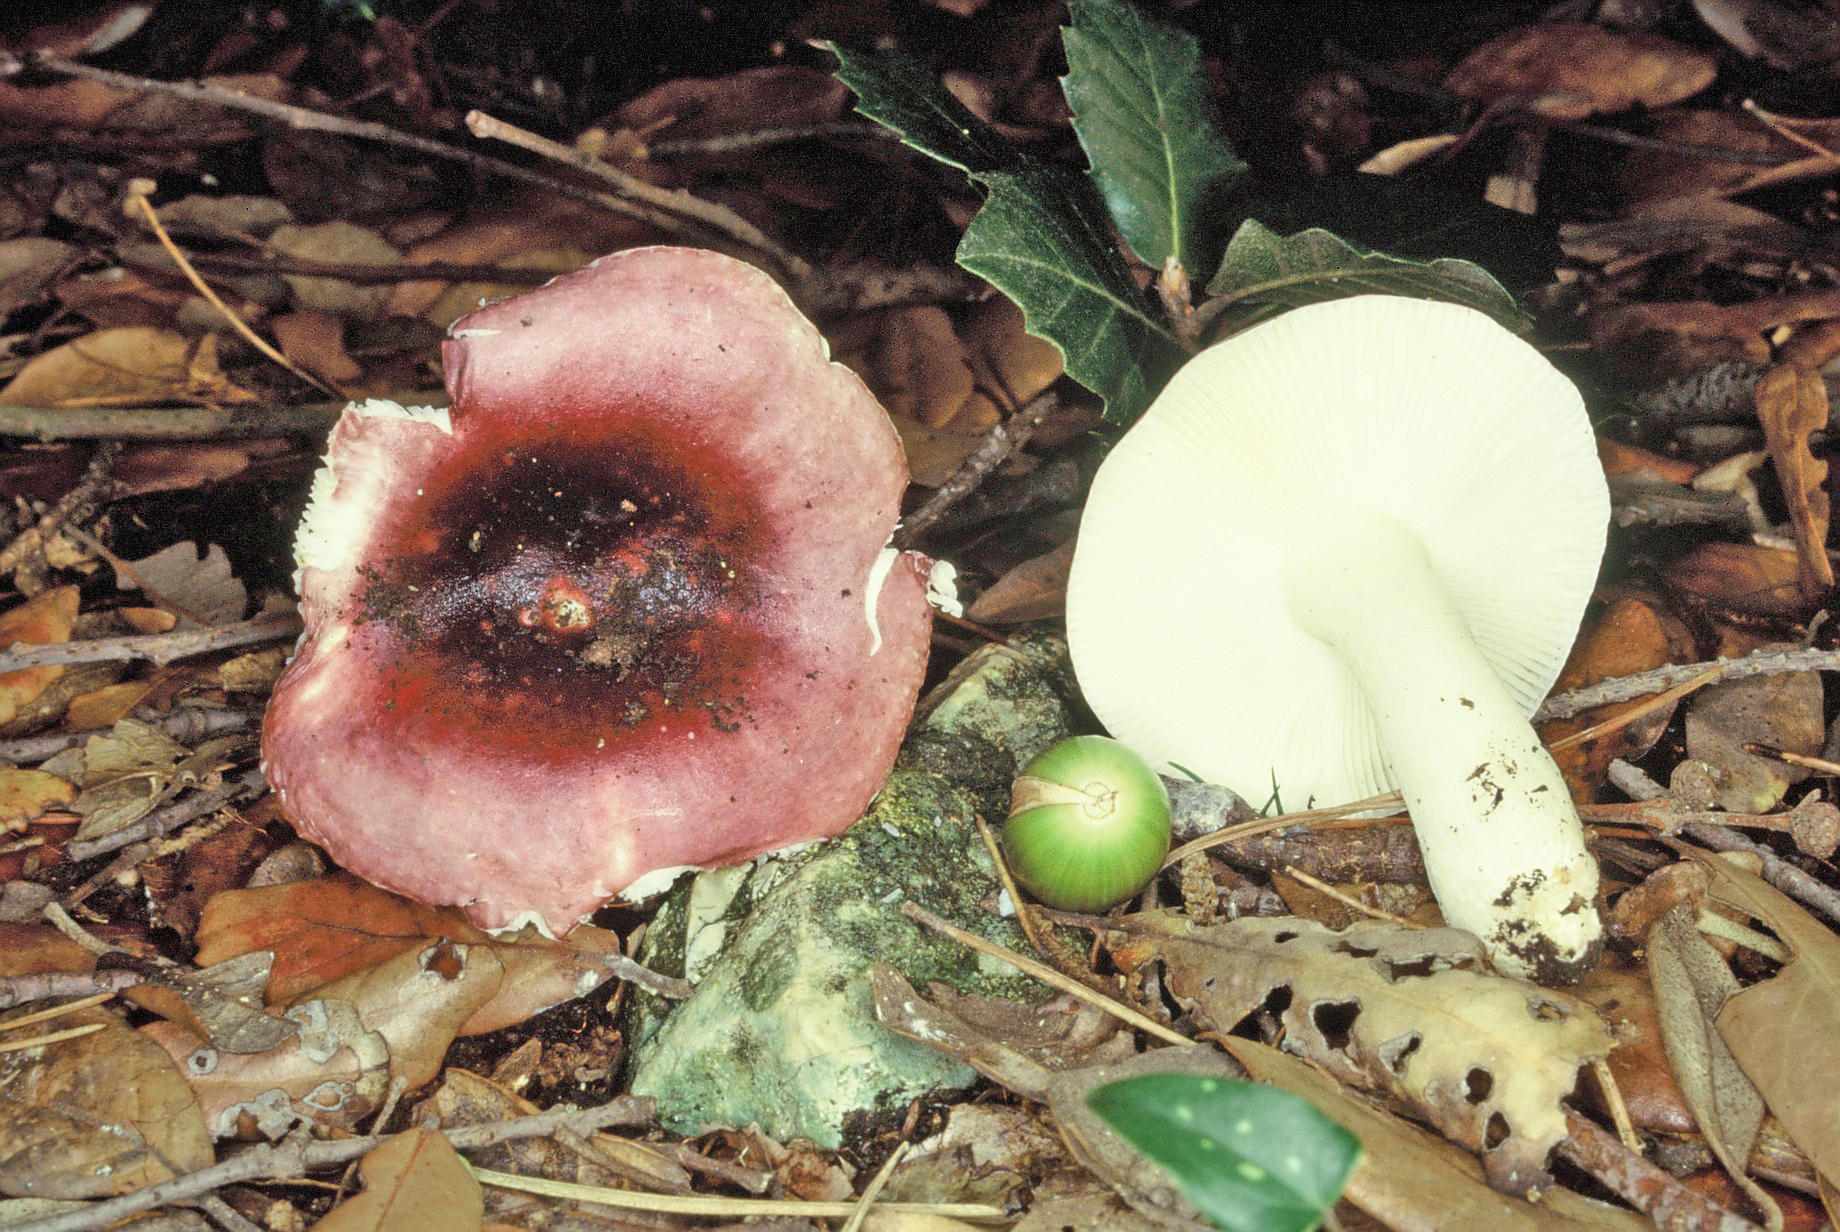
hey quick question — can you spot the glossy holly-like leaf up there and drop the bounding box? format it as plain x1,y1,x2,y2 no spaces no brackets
1062,0,1245,276
832,45,1182,425
827,43,1017,176
1204,219,1529,335
1088,1071,1361,1232
960,167,1183,425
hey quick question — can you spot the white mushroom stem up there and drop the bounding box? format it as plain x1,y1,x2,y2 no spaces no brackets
1283,513,1602,982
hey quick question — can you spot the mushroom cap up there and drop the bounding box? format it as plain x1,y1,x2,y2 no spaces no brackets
1066,294,1606,807
262,247,933,933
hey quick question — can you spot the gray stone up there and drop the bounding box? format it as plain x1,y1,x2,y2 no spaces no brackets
624,631,1078,1145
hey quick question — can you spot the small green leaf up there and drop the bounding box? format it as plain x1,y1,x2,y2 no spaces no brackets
1088,1072,1361,1232
1062,0,1245,276
831,46,1183,426
827,43,1017,176
1204,220,1529,335
959,167,1182,426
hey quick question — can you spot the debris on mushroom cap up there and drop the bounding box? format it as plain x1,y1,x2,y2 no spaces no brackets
1067,294,1609,982
261,246,936,934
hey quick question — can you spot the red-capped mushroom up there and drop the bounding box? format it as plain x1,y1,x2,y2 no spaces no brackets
262,247,938,934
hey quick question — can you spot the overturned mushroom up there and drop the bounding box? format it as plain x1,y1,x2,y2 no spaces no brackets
262,247,938,934
1067,295,1608,982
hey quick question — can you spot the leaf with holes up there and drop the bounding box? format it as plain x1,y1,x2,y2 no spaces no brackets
1105,913,1613,1194
1088,1071,1359,1232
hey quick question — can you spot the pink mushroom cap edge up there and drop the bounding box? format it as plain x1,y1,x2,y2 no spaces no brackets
261,246,935,934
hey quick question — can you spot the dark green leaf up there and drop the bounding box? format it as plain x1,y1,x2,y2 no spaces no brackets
826,43,1018,177
830,44,1183,426
1204,220,1529,334
1061,0,1245,276
958,167,1183,426
1088,1071,1361,1232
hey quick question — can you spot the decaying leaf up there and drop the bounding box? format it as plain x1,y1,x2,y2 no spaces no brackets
117,541,249,629
1683,665,1823,813
1696,852,1840,1182
1542,597,1692,797
195,874,630,1036
0,326,253,406
0,586,79,727
142,997,389,1139
305,939,506,1091
1109,913,1614,1193
0,1005,213,1198
1443,23,1717,119
1224,1038,1649,1231
122,950,296,1055
966,539,1074,625
1648,905,1775,1223
310,1128,483,1232
1663,542,1808,619
0,768,75,831
1754,362,1833,599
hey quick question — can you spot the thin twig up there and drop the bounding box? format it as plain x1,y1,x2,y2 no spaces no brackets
0,706,257,766
65,766,268,865
0,400,354,441
898,900,1189,1046
1557,1109,1763,1232
645,120,893,157
0,1099,657,1232
125,188,341,398
8,52,712,248
1536,646,1840,723
1606,760,1840,926
465,109,810,284
894,392,1057,549
0,615,301,674
0,972,142,1012
0,443,121,579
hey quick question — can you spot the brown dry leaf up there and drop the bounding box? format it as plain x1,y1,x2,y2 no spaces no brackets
1224,1038,1649,1230
0,237,77,317
1648,906,1775,1221
268,222,401,319
889,416,993,488
1694,851,1840,1182
117,540,248,628
1589,290,1840,376
1692,0,1840,70
1542,597,1693,795
141,994,391,1139
311,1128,483,1232
1620,109,1840,206
1663,541,1808,617
195,873,491,1004
1685,666,1824,812
967,539,1074,625
457,923,625,1037
0,326,254,407
0,586,79,726
0,74,263,141
1574,965,1693,1135
0,922,95,978
312,1128,483,1232
63,680,155,731
1755,363,1833,598
270,310,362,383
113,439,295,498
1597,438,1701,486
1560,197,1807,266
0,768,75,831
1443,24,1717,119
618,64,849,150
304,939,504,1094
0,1005,213,1199
1109,913,1613,1193
957,296,1063,428
195,874,617,1037
853,306,976,428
